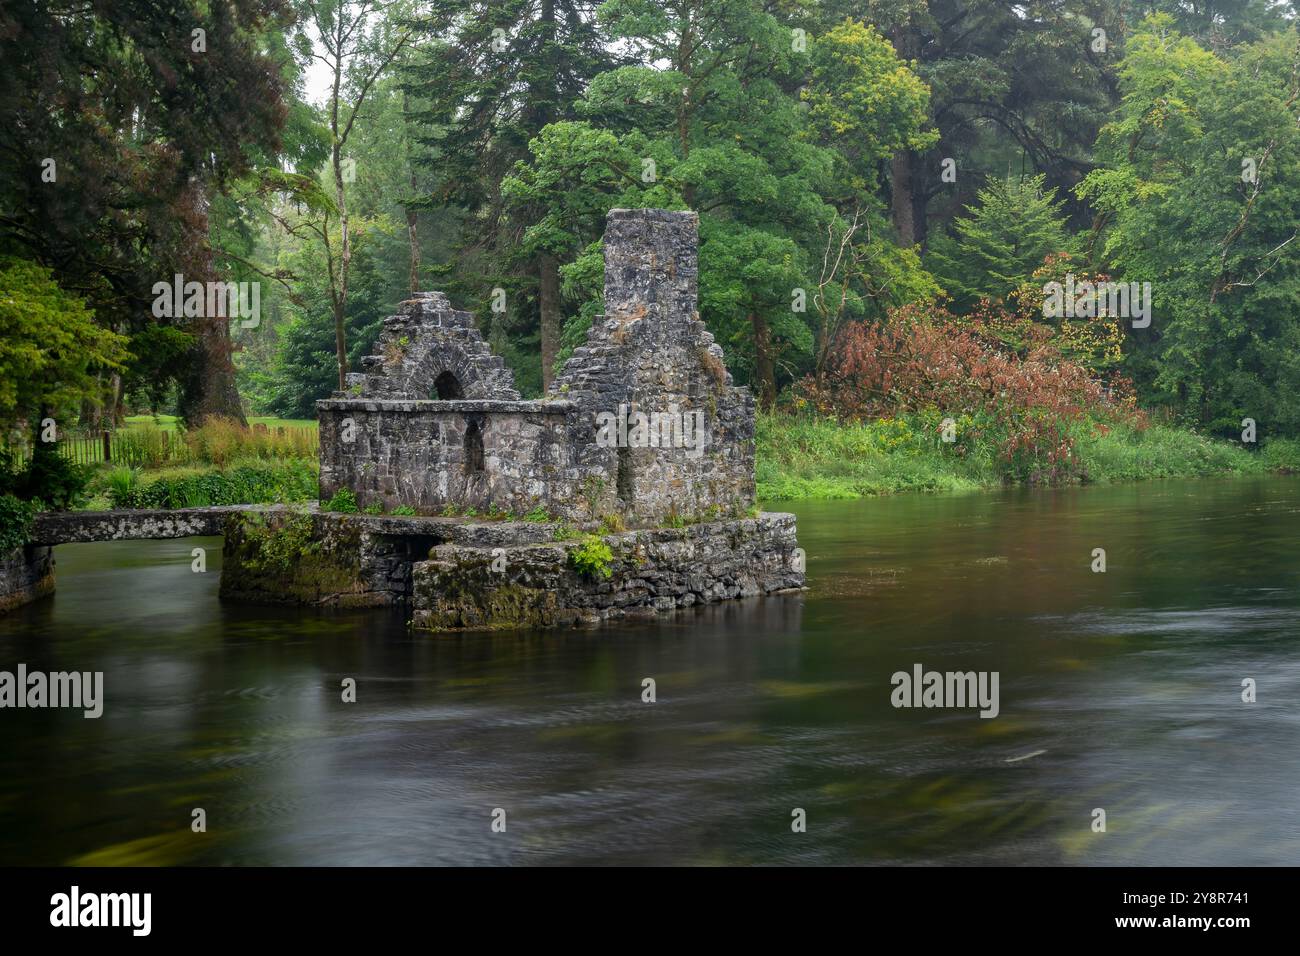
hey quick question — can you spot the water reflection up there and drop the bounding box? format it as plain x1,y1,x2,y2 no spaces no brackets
1,477,1298,865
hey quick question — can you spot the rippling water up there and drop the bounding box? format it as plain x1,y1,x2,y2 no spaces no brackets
2,477,1298,865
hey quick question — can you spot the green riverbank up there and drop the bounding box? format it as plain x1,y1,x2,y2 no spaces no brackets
755,413,1300,500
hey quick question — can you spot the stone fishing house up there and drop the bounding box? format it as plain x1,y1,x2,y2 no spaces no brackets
317,208,756,527
2,209,803,629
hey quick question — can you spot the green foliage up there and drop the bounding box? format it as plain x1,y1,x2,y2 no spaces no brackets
364,501,385,515
103,466,141,506
568,533,614,579
235,512,320,577
0,257,130,432
1078,15,1300,436
106,460,318,509
390,504,417,516
322,487,360,514
12,447,93,510
805,19,938,188
0,494,37,552
755,411,1297,499
114,424,173,469
927,175,1075,308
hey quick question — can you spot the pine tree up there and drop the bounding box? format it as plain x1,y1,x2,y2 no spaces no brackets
927,174,1075,308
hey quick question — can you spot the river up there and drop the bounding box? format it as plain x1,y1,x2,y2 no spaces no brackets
2,476,1298,865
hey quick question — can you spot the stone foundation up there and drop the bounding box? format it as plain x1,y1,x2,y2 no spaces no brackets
411,513,803,631
214,509,803,629
0,545,55,614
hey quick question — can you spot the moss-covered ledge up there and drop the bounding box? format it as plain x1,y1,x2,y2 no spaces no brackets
411,513,804,631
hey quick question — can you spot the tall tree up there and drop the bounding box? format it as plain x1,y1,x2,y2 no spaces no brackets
405,0,614,389
296,0,413,388
0,0,289,425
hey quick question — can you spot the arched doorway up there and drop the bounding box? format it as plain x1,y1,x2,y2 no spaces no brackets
434,371,464,400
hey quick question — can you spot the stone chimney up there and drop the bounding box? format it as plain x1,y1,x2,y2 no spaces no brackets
602,209,699,331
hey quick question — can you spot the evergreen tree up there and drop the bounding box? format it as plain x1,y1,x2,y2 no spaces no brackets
404,0,615,390
927,174,1075,308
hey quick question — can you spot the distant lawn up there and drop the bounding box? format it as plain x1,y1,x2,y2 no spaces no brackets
124,414,317,432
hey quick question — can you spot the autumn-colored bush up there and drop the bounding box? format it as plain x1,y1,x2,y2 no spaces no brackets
791,301,1140,484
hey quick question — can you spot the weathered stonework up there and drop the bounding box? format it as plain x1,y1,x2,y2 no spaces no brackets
318,209,756,525
0,545,54,613
356,292,520,401
411,513,802,630
10,209,801,630
219,511,432,608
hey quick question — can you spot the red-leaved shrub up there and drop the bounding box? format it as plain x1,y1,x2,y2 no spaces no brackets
791,302,1140,483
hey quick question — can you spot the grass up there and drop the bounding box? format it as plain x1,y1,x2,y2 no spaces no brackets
755,412,1300,500
124,414,317,432
88,457,319,509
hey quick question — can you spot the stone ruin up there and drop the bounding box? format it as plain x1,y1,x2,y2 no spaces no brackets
318,208,756,526
0,209,803,629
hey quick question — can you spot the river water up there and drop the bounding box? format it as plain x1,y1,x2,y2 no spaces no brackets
2,477,1298,865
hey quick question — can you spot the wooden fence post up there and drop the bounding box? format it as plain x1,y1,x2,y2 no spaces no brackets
103,430,111,464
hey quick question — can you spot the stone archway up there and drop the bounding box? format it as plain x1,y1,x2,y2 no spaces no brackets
434,370,464,400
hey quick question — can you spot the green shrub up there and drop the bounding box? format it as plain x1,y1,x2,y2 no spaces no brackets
0,494,36,552
363,501,385,515
235,512,319,576
102,466,141,508
568,533,614,579
390,504,417,516
16,448,91,509
322,487,359,513
121,459,318,509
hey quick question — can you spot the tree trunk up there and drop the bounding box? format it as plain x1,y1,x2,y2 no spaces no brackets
891,150,917,248
332,142,352,390
407,188,420,293
750,311,776,411
404,92,421,293
187,315,247,424
539,253,561,389
181,178,247,425
889,22,924,249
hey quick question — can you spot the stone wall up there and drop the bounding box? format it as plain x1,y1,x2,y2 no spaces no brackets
411,512,803,630
549,209,756,525
317,399,610,518
355,292,519,400
219,511,431,607
0,545,54,614
316,209,757,527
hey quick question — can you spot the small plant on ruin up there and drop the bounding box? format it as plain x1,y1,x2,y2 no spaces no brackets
551,522,580,541
440,503,458,517
390,505,417,516
523,505,553,523
237,512,319,576
569,534,614,579
600,512,626,533
364,502,385,515
323,487,359,513
462,506,479,518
